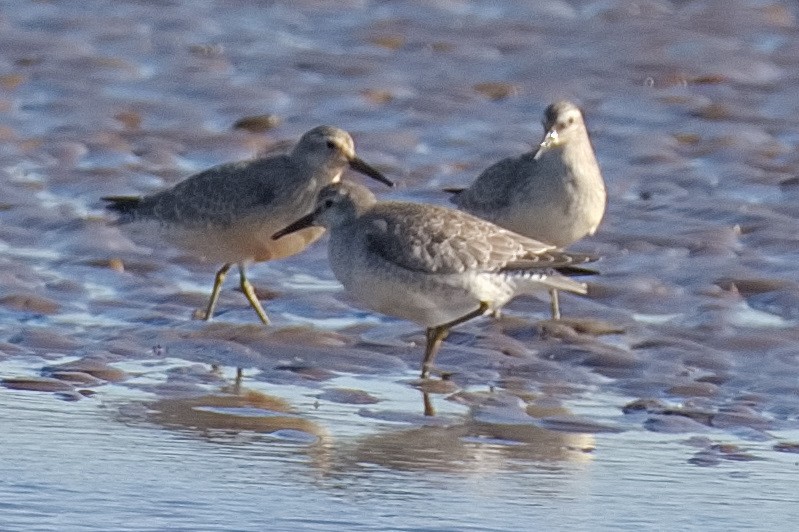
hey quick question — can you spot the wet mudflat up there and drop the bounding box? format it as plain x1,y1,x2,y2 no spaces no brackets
2,0,799,530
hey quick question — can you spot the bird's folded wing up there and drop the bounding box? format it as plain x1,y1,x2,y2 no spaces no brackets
501,250,598,272
363,203,557,275
138,157,290,226
451,153,535,211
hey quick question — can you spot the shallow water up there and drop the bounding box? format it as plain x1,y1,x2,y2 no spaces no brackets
3,0,799,530
4,357,799,531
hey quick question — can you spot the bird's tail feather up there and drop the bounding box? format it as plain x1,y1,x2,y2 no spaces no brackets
510,271,587,295
556,264,599,277
102,195,142,221
537,274,587,295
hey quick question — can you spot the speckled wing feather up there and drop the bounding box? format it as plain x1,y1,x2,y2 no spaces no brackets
129,156,294,227
500,250,596,272
363,202,569,275
451,153,536,213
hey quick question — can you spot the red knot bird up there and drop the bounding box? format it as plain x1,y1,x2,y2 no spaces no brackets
104,125,393,324
446,101,606,319
273,181,594,379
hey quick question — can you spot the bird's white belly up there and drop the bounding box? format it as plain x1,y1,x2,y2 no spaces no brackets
496,189,603,247
127,217,324,264
336,262,516,328
345,274,480,327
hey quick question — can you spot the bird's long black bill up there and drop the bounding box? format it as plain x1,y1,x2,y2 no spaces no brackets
349,156,394,187
272,213,316,240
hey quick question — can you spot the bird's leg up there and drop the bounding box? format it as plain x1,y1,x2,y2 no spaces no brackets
422,392,436,417
233,367,243,394
200,263,233,321
238,262,270,325
421,326,449,379
420,301,490,378
549,288,561,321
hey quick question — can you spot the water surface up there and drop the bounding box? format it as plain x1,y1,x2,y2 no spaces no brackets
2,0,799,530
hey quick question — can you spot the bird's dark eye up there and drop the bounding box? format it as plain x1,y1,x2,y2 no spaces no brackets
326,140,337,150
324,199,334,208
567,116,575,125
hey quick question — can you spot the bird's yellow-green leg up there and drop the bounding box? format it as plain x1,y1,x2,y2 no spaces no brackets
233,367,244,394
422,392,435,417
420,301,490,379
549,288,561,321
201,262,233,321
238,262,270,325
421,327,449,380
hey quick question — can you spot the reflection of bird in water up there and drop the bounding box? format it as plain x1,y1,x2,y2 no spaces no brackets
141,365,318,435
329,394,595,475
146,390,314,434
446,101,606,320
103,126,393,324
412,378,459,416
139,365,333,472
274,181,594,379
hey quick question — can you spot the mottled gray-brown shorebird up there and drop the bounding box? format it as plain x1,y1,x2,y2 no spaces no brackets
447,101,606,319
273,181,594,378
104,125,393,324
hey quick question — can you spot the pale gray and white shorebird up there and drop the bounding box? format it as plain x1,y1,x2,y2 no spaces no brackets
273,181,594,379
103,126,393,324
447,101,606,320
